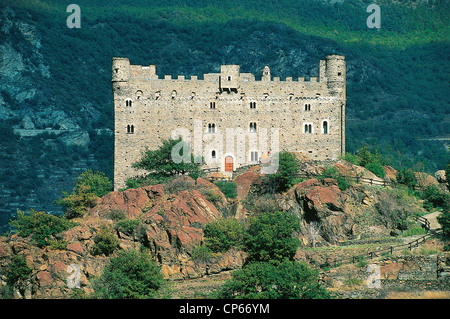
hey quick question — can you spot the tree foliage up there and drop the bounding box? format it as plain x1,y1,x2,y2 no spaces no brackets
129,138,203,186
244,210,300,264
92,249,165,299
262,151,299,193
9,209,76,247
217,260,329,299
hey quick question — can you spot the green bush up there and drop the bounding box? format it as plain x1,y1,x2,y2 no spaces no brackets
92,249,165,299
91,226,119,256
75,169,112,197
217,260,329,299
4,255,32,287
9,209,76,248
203,219,245,253
261,151,299,193
244,211,300,264
55,184,98,219
214,181,237,199
114,219,142,236
318,166,351,191
203,189,224,204
396,168,417,189
190,245,214,262
365,161,386,179
420,184,449,211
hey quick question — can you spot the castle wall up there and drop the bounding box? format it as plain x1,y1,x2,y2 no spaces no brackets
112,56,346,190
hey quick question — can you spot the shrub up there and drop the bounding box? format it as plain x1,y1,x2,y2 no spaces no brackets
9,209,76,247
91,226,119,256
203,189,223,204
420,184,449,211
114,219,142,236
190,245,214,262
261,151,299,193
214,181,237,199
4,255,32,287
244,211,300,264
75,169,112,197
55,184,98,219
365,161,386,178
318,166,351,190
203,219,245,253
92,249,165,299
217,260,329,299
396,168,417,189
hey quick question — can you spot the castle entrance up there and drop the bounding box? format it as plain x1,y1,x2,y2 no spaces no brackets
224,156,233,172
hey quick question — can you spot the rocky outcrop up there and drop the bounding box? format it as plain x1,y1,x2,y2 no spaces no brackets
0,176,244,298
290,178,353,244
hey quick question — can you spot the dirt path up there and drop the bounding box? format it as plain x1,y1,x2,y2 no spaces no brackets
422,210,442,232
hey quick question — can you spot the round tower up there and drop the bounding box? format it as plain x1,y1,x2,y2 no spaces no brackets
112,57,130,91
325,55,346,99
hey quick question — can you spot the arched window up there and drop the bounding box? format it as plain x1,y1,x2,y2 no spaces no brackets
323,121,328,134
249,122,257,133
250,102,256,109
210,101,216,109
208,123,216,133
125,99,132,107
304,104,311,111
211,150,216,159
127,125,134,134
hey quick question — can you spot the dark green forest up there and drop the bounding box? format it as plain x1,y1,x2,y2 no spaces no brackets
0,0,448,228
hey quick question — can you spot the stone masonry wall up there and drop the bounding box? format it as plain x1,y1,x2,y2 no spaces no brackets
112,55,346,190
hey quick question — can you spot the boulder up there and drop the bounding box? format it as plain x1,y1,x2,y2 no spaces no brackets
435,170,447,183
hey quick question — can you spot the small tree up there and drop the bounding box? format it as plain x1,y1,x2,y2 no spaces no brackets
91,226,119,256
56,169,111,218
9,209,76,247
75,169,112,197
217,260,329,299
244,211,300,264
92,249,165,299
203,219,245,253
131,138,203,184
396,168,417,189
262,151,299,193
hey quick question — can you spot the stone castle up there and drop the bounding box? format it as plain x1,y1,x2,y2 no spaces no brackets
112,55,346,190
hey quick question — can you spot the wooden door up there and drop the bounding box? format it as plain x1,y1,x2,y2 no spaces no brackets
225,156,233,172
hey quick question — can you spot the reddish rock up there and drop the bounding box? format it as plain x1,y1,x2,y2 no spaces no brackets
36,271,53,287
234,170,260,200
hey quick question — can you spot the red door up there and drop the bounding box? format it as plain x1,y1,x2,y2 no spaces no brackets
225,156,233,172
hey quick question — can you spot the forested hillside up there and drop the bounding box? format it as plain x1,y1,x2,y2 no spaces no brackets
0,0,448,229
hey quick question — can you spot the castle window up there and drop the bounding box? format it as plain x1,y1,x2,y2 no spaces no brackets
250,151,258,162
212,150,216,159
208,123,216,133
172,90,177,99
250,102,256,109
126,99,133,107
249,122,257,133
210,102,216,109
127,125,134,134
304,123,312,134
322,121,328,134
227,76,232,81
338,72,342,76
304,104,311,111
